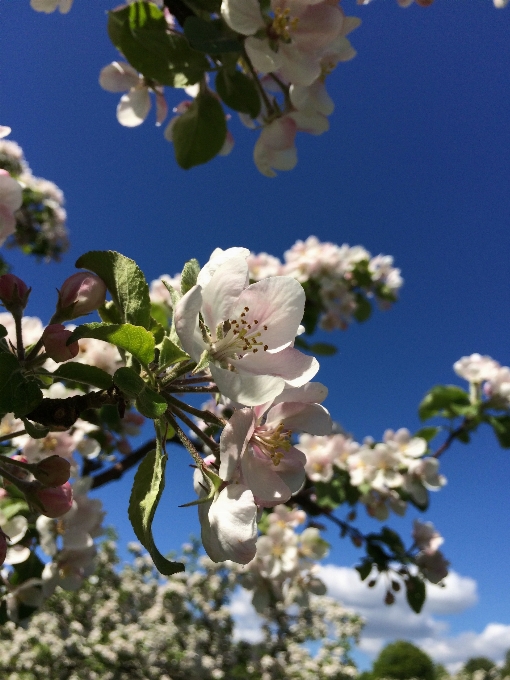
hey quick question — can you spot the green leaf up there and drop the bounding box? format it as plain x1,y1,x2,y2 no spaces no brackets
172,90,227,169
159,336,190,370
68,323,155,366
308,342,337,357
108,2,209,87
184,17,242,54
136,386,168,418
53,362,113,390
114,366,145,397
216,68,261,117
21,418,50,439
180,258,201,295
12,380,43,418
149,316,165,344
353,293,372,323
75,251,151,329
356,559,373,581
405,575,426,613
418,385,470,421
488,415,510,448
98,300,123,325
380,527,405,554
128,437,184,575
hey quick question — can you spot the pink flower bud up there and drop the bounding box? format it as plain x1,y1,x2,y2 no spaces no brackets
0,273,31,314
0,529,7,567
33,455,71,487
42,324,79,362
35,481,73,518
56,272,107,320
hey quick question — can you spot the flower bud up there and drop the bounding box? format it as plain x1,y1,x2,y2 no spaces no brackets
56,272,107,321
42,324,79,362
33,455,71,487
34,481,73,518
0,529,7,567
0,273,31,315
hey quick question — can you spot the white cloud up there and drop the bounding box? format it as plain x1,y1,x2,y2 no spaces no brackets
229,564,510,673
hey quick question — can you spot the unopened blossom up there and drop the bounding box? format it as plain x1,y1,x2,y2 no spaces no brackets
0,274,30,314
42,324,79,362
56,271,107,320
174,248,318,406
30,0,73,13
453,353,500,383
34,481,73,518
0,169,22,246
100,61,168,127
219,383,331,506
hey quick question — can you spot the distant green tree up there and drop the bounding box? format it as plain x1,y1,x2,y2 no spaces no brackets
434,663,450,680
500,650,510,678
372,640,435,680
463,658,496,676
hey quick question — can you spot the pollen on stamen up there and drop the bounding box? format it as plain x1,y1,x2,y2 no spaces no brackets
264,345,268,351
263,325,268,330
244,307,249,311
254,320,259,324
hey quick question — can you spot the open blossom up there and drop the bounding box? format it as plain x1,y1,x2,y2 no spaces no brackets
193,467,258,564
254,116,298,178
453,353,500,383
413,520,449,583
174,247,319,406
100,62,168,128
222,0,346,86
219,383,331,507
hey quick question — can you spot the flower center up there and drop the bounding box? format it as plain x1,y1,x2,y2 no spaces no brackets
253,422,291,466
269,7,298,42
208,306,270,366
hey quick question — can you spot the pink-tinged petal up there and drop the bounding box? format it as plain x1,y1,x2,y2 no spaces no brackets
210,364,285,407
0,174,22,212
277,45,322,86
174,285,203,359
99,62,140,92
221,0,264,35
290,82,334,116
116,88,151,127
232,277,305,350
245,36,282,74
155,92,168,126
292,3,344,52
276,451,307,493
0,126,11,139
218,130,235,156
271,382,328,406
201,256,249,331
197,247,250,289
207,484,258,563
234,346,319,387
266,402,331,435
241,449,291,505
219,408,255,480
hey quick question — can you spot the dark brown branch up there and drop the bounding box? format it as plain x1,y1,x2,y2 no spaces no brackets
25,389,123,430
90,439,156,489
433,418,470,458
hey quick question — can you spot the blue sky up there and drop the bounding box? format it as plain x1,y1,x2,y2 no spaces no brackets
1,0,510,670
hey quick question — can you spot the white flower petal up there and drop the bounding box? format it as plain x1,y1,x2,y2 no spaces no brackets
221,0,264,35
116,88,151,127
99,62,140,93
211,364,285,407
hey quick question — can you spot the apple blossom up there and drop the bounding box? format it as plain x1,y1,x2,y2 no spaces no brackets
0,169,22,246
30,0,73,13
219,384,331,507
34,481,74,518
99,61,168,128
56,271,107,320
193,467,258,564
0,273,30,315
42,324,79,362
174,250,319,406
33,455,71,487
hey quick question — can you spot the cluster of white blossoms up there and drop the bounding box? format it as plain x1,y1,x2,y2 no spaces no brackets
238,505,330,612
0,129,68,260
0,540,362,679
150,236,402,332
412,519,449,584
454,353,510,406
299,427,446,519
